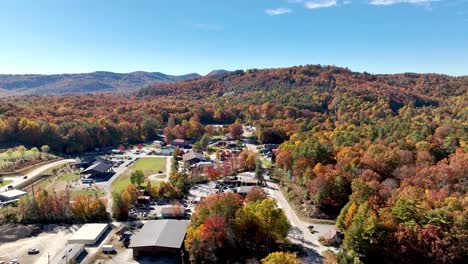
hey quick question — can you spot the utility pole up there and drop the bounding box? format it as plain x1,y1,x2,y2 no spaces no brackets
66,185,70,208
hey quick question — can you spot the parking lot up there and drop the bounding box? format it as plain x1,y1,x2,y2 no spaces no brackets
0,225,75,264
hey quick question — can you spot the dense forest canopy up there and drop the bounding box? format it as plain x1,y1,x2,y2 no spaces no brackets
1,65,466,154
0,64,466,263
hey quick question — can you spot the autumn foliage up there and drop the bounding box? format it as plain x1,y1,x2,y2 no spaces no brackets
185,193,291,263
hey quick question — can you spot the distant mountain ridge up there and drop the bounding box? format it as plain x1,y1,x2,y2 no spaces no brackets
0,71,201,95
206,69,230,76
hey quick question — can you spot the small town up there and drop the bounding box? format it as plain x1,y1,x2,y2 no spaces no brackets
1,2,466,264
0,125,339,264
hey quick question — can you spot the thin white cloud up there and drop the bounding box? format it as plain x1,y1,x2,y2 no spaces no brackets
305,0,338,9
369,0,437,6
265,8,292,16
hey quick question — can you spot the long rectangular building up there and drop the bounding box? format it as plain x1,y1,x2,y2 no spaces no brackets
129,219,189,259
68,223,109,245
50,244,84,264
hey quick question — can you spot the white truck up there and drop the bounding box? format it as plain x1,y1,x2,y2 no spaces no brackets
101,245,114,254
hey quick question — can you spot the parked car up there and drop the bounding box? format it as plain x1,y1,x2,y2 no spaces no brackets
28,248,40,255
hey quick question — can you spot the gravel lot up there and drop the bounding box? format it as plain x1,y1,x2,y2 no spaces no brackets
0,225,75,264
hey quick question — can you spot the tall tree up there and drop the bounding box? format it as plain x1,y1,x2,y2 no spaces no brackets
130,170,145,187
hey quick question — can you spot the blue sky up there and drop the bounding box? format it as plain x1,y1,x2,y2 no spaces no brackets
0,0,467,76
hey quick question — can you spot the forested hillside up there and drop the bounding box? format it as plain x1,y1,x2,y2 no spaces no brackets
0,71,200,95
0,65,466,262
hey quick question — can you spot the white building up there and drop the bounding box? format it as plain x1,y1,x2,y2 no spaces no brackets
0,189,27,205
68,223,109,245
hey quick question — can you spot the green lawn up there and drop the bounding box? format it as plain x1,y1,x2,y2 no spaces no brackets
111,158,166,193
0,179,13,187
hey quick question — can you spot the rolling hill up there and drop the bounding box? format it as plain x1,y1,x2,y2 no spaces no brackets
0,71,201,95
137,65,467,111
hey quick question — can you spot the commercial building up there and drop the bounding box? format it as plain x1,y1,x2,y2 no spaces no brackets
68,223,109,245
129,219,189,259
0,189,27,204
182,152,206,166
50,244,84,264
80,160,114,176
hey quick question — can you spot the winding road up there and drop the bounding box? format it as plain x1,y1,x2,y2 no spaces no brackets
0,159,75,192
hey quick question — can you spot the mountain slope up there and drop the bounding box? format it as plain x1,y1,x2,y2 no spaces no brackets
138,65,467,111
0,71,201,95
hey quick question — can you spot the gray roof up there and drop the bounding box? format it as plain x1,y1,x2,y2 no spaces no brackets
182,152,205,162
81,160,113,174
236,186,255,194
129,220,189,249
51,244,84,264
0,189,27,199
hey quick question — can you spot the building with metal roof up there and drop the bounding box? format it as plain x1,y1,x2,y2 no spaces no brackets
182,152,206,165
80,160,114,175
236,186,255,195
0,189,27,202
50,244,84,264
68,223,109,245
129,219,189,259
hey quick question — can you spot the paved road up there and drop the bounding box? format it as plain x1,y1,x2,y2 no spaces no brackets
147,156,172,183
265,180,325,263
0,159,75,192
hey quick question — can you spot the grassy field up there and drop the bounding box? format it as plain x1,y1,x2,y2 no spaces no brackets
0,179,13,187
35,171,80,191
111,157,166,193
69,188,106,199
0,147,56,171
0,149,38,161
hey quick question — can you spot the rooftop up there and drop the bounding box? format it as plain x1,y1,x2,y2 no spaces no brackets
68,223,109,241
236,186,255,194
0,189,27,199
129,219,189,249
182,152,205,162
50,244,84,264
81,160,113,174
